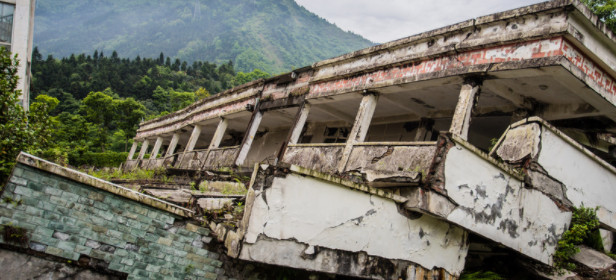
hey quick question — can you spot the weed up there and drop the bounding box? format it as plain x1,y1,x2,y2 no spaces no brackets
234,202,245,214
184,264,195,274
199,181,209,193
488,138,499,152
2,196,22,207
553,205,601,272
1,223,28,246
189,182,197,191
460,271,503,280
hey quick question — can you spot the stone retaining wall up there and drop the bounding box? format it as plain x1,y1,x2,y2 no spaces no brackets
0,153,225,280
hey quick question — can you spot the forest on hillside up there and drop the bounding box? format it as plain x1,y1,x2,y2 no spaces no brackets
34,0,374,74
26,48,270,167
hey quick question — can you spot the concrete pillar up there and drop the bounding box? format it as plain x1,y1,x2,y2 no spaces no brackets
311,124,327,143
149,137,164,159
137,139,150,160
200,118,229,169
165,133,180,157
414,118,435,142
127,141,138,160
449,82,480,140
209,118,229,149
184,125,202,152
235,111,264,166
289,103,311,145
337,92,379,172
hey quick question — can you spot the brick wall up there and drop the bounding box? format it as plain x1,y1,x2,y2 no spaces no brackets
0,154,224,280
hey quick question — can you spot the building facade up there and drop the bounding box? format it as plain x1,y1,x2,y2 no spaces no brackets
1,0,35,109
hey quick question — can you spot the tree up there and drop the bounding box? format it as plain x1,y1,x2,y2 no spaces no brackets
0,47,29,183
583,0,616,32
114,97,145,151
232,68,271,86
28,94,59,155
81,90,115,151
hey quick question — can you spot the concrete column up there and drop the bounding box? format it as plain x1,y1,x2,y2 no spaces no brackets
200,118,229,169
209,118,229,149
127,141,139,160
164,133,180,157
449,82,480,140
137,139,150,160
184,125,202,152
311,124,327,143
235,111,264,166
414,118,435,142
289,103,311,145
149,137,164,159
337,92,379,172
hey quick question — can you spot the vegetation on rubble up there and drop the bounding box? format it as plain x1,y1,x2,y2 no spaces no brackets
459,271,504,280
203,200,245,230
553,205,603,272
1,223,29,246
84,167,167,181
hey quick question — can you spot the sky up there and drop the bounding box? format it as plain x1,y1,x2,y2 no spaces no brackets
295,0,546,43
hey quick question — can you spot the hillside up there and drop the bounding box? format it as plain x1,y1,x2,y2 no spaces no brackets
34,0,374,74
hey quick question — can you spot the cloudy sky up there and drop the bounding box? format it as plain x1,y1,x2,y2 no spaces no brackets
295,0,546,43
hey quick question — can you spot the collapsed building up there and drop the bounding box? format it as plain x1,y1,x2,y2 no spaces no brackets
1,0,616,279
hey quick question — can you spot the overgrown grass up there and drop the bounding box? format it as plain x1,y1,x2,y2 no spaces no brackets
84,167,165,181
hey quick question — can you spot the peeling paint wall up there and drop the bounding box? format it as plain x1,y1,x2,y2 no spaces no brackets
241,171,469,276
494,120,616,230
536,126,616,229
444,142,571,265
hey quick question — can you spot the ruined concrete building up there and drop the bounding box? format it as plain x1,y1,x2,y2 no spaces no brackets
1,0,616,279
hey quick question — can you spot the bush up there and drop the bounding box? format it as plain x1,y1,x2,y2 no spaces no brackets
553,205,602,272
68,151,128,167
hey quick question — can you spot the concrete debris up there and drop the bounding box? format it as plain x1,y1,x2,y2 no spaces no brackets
572,246,616,270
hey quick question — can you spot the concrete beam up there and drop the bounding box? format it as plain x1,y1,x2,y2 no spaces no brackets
184,125,202,152
539,103,602,120
149,137,164,159
337,92,379,172
449,82,480,140
312,104,355,123
127,141,138,160
235,111,264,166
164,133,180,157
137,139,150,160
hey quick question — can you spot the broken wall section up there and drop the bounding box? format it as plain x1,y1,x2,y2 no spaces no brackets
493,118,616,232
239,164,469,278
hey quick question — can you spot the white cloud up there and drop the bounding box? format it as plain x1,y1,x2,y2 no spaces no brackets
295,0,545,43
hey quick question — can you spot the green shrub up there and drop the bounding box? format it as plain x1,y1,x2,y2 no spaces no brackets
553,205,601,271
69,151,128,167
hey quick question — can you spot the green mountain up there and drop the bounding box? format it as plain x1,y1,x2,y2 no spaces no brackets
34,0,374,74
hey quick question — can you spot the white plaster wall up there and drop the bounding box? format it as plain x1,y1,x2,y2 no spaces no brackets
243,173,469,275
444,145,571,265
537,127,616,226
